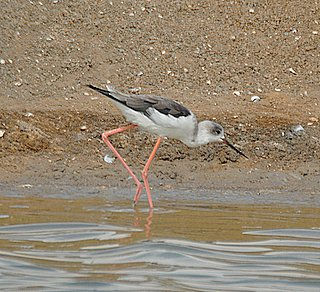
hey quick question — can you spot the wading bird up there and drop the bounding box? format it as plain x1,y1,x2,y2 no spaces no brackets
88,84,247,209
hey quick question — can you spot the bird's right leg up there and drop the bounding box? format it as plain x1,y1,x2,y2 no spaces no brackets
101,124,143,203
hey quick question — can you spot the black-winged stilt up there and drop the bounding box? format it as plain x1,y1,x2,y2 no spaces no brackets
88,84,247,209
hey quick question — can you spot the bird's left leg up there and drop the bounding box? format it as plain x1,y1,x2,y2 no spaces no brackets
139,137,162,209
101,124,143,202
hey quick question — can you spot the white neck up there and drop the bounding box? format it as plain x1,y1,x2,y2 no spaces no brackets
182,121,215,147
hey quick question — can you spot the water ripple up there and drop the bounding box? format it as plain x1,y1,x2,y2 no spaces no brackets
0,222,319,291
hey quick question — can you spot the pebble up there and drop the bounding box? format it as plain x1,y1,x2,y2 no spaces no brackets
309,117,318,123
80,125,87,131
292,124,304,134
24,112,34,117
251,95,261,102
104,154,115,164
233,90,241,96
20,184,33,188
289,67,297,75
0,129,5,138
0,59,5,65
129,87,141,94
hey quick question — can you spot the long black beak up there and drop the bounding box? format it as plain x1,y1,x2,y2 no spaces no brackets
222,138,248,159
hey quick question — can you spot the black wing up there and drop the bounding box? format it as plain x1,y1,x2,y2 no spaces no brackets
88,84,191,118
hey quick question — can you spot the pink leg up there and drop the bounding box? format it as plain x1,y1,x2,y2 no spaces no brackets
138,137,162,209
101,124,143,204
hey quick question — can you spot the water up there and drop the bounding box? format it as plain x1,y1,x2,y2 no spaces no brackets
0,194,319,291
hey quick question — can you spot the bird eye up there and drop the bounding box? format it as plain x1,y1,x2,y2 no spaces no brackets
216,129,221,135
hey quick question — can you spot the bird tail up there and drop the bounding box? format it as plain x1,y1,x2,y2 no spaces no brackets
87,84,114,96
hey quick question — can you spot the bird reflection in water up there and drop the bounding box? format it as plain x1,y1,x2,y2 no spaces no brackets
133,209,154,239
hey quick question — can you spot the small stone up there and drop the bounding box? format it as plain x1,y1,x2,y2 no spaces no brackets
251,95,261,102
289,67,297,75
312,31,318,35
275,88,281,92
0,59,5,65
309,117,318,123
104,154,115,164
292,124,304,134
83,92,90,96
137,71,143,76
0,129,5,138
206,80,211,85
21,184,33,188
249,8,255,13
233,91,241,96
14,81,22,86
80,125,87,131
129,87,141,94
24,112,34,117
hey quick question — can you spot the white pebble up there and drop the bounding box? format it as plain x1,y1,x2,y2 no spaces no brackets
80,125,87,131
233,91,241,96
0,129,5,138
24,112,34,117
275,88,281,92
312,31,318,35
249,8,255,13
309,117,318,123
292,124,304,134
0,59,5,65
104,154,115,164
289,67,297,74
251,95,261,102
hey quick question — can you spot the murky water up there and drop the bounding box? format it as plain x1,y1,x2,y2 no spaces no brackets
0,194,319,291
